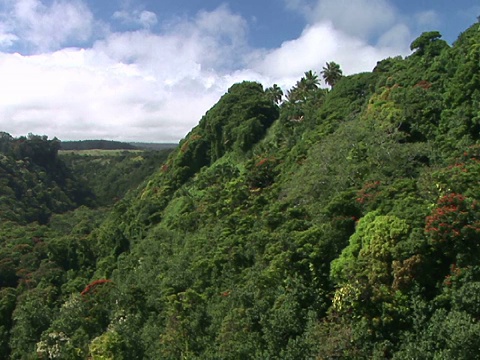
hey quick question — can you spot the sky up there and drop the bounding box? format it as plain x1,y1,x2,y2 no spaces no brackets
0,0,478,142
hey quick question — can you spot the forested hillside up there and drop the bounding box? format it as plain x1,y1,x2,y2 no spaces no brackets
0,133,94,224
60,140,138,151
60,140,177,151
60,149,173,206
0,134,172,359
2,22,480,359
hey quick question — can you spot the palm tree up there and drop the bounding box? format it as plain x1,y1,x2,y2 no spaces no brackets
321,61,343,88
265,84,284,104
286,71,320,103
303,70,320,91
286,80,308,103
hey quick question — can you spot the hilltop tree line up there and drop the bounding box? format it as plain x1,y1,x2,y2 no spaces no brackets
265,61,343,105
1,22,480,359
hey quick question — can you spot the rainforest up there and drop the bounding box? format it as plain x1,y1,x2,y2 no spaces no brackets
1,22,480,359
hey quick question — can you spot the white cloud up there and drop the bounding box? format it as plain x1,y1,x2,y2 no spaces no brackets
0,6,251,142
112,9,158,29
0,0,94,51
284,0,397,40
0,2,416,142
252,22,408,88
377,23,412,51
312,0,397,39
165,4,250,70
283,0,445,52
0,45,233,141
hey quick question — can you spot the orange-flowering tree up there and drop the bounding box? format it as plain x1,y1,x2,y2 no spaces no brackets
426,193,480,264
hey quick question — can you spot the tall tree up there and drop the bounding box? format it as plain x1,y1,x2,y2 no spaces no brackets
302,70,320,91
321,61,343,88
410,31,447,58
265,84,284,104
286,82,306,103
286,71,320,103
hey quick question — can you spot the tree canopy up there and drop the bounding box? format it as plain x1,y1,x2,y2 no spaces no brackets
321,61,343,88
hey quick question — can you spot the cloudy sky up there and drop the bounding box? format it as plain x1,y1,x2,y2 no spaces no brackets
0,0,477,142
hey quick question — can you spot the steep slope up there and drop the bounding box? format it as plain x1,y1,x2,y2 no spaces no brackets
60,149,173,206
0,134,173,358
0,133,94,224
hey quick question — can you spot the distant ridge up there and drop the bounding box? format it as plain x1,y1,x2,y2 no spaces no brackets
128,142,178,150
60,139,177,151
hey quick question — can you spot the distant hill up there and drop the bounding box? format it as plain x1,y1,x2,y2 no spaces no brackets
60,139,137,150
60,139,177,151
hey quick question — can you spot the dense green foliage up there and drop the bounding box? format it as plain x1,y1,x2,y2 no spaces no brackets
0,133,94,224
60,140,139,151
2,23,480,359
0,134,173,359
60,150,172,206
60,140,177,151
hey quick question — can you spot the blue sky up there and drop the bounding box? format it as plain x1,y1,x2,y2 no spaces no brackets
0,0,478,142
